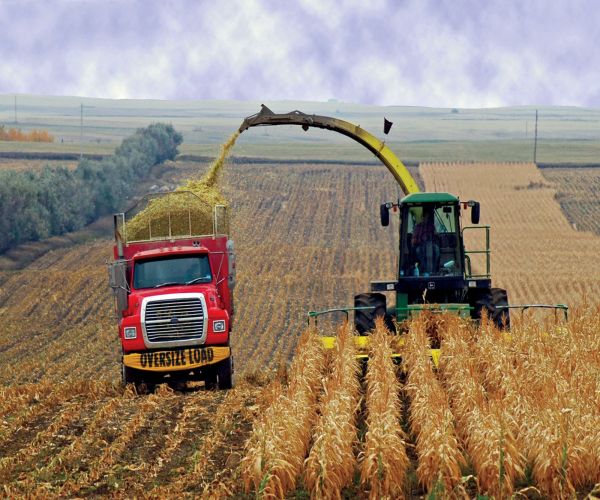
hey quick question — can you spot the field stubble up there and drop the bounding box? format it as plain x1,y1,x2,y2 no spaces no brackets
1,158,600,496
422,162,600,305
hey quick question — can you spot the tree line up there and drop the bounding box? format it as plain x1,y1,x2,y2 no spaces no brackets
0,126,54,142
0,123,183,252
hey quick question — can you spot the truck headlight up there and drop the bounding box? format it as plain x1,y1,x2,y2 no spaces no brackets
213,320,226,333
124,327,137,339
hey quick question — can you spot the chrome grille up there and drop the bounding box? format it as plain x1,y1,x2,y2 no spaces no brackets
144,297,204,343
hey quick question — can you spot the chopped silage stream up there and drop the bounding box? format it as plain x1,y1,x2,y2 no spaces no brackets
126,131,240,240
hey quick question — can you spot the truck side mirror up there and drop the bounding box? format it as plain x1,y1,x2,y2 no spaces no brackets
227,239,236,290
471,202,480,224
108,260,129,314
380,204,390,227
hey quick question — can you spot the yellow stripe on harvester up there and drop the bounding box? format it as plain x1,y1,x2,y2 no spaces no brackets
319,336,441,367
123,346,230,372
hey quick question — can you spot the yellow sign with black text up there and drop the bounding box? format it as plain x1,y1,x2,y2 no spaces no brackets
123,346,230,372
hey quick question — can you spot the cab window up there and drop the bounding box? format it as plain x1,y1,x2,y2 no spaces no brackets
401,204,461,277
133,254,212,289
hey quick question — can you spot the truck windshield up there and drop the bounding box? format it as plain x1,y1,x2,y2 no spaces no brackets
133,255,212,289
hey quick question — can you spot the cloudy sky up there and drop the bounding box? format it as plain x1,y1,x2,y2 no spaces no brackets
1,0,598,108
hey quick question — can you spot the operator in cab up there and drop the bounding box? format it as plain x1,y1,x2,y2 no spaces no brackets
411,207,440,276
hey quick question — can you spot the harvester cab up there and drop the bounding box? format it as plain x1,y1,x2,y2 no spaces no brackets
368,192,505,329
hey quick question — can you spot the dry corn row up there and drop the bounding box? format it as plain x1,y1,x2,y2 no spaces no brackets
543,309,600,485
403,315,464,494
359,318,409,499
240,328,326,498
505,319,597,495
304,322,361,499
441,318,523,497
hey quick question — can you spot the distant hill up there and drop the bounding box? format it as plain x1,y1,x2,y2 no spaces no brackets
0,94,599,162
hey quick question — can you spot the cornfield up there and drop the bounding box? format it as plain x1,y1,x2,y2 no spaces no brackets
2,158,600,497
240,328,325,497
359,318,409,499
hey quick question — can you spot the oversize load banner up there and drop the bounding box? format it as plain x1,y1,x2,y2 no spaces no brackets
123,346,230,372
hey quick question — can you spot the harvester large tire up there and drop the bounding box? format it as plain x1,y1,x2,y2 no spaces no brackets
490,287,510,330
470,287,510,330
354,293,395,335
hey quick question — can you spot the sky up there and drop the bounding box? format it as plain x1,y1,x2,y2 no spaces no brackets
0,0,599,108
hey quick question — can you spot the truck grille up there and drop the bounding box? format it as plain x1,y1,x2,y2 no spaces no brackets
143,297,205,343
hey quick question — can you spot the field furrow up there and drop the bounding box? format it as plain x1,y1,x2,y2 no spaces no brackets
1,159,600,497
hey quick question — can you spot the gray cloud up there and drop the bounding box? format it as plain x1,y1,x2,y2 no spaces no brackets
0,0,598,106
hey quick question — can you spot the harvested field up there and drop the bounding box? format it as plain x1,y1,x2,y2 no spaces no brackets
541,166,600,235
421,162,600,304
1,158,600,496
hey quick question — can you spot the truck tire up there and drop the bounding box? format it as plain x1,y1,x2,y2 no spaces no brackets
217,356,235,390
354,293,395,335
122,364,138,386
204,369,218,390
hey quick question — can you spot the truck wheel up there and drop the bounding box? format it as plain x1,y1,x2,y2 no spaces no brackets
204,370,218,390
217,356,235,390
122,364,138,386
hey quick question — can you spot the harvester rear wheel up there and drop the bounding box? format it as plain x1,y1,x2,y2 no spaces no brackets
491,287,510,329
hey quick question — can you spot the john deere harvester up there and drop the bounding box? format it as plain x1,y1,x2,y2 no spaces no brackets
239,105,511,335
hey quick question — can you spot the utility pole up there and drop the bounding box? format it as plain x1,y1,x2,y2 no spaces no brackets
533,109,538,164
79,103,83,155
14,95,17,124
80,103,94,158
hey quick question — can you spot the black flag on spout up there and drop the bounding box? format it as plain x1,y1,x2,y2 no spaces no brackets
383,118,393,135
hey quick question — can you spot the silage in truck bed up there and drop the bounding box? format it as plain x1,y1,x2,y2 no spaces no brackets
125,132,239,241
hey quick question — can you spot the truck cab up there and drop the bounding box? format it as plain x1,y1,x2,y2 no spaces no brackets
108,192,236,390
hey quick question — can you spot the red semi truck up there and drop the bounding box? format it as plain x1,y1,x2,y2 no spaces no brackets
108,192,235,390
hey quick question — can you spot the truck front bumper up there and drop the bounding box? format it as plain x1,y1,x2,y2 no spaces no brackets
123,346,230,372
